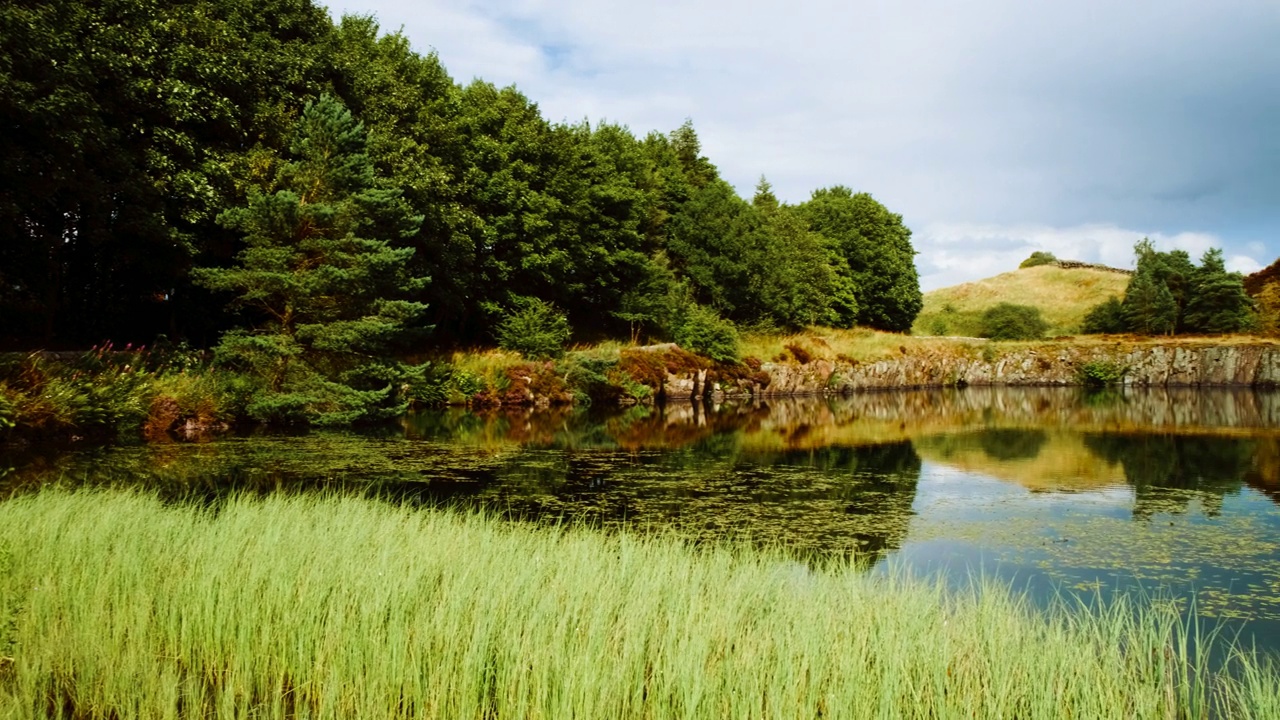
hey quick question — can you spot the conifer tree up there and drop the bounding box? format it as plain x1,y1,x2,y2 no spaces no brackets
193,95,427,424
1183,248,1255,333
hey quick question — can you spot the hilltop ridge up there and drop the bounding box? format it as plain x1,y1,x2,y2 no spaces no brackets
912,262,1130,337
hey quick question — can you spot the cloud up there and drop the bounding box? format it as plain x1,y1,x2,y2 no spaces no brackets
326,0,1279,283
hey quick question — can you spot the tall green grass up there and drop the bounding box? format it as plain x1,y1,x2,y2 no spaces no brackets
1,490,1277,718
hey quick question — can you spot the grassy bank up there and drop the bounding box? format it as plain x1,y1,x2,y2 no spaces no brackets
1,491,1277,718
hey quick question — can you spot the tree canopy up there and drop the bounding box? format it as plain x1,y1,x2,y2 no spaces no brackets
192,95,426,424
1082,240,1255,336
1,0,925,353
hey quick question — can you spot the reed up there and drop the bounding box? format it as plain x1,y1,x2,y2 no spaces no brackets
1,489,1277,719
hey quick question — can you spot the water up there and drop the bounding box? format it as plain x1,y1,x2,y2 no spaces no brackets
5,386,1280,648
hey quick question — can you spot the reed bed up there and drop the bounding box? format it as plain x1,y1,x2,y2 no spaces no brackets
0,490,1277,719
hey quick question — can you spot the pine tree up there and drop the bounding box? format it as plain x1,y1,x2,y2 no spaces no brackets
193,95,427,424
1183,248,1255,333
1123,267,1178,335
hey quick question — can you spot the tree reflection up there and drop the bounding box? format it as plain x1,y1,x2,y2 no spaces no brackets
1082,433,1254,517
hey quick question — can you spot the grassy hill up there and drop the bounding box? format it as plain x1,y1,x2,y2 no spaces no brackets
912,263,1131,337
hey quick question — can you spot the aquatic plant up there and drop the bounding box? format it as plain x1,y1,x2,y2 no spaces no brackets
1,489,1277,718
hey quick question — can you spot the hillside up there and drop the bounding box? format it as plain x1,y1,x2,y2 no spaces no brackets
912,263,1131,337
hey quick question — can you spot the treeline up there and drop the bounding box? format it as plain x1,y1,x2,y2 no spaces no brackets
0,0,921,353
1083,240,1255,335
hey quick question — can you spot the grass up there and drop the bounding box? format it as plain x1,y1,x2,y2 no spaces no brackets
914,264,1131,337
2,490,1279,718
740,327,984,365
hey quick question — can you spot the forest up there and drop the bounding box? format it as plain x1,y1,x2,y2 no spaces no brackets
0,0,922,356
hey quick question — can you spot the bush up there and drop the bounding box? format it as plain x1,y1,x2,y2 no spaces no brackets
1081,297,1127,334
1019,251,1058,268
978,303,1049,341
673,304,739,363
1078,360,1126,388
496,297,572,360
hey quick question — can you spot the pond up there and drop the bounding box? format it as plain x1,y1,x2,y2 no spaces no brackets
4,386,1280,650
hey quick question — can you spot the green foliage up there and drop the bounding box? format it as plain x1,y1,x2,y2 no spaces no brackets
978,303,1049,341
2,0,930,394
495,297,572,360
1081,297,1127,334
1019,251,1058,268
673,303,740,363
1122,243,1180,335
0,0,334,345
0,346,235,437
1113,241,1255,336
746,180,842,329
1183,249,1255,333
193,95,427,425
1078,360,1127,388
798,187,922,332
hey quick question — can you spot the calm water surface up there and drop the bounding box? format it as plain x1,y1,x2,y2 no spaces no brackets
5,387,1280,647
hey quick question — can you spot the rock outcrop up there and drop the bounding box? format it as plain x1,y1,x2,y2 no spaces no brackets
695,341,1280,399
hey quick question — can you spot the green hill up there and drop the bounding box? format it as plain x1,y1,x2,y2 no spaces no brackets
913,263,1131,337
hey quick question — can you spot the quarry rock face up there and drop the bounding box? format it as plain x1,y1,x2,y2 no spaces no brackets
698,343,1280,399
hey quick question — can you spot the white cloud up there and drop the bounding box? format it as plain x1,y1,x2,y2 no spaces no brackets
1228,255,1265,275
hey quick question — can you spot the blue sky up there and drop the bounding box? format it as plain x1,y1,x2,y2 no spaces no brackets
326,0,1279,290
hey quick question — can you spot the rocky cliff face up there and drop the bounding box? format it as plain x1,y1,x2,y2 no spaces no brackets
679,342,1280,400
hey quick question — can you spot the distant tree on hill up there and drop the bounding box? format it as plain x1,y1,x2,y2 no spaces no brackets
1019,251,1058,268
979,303,1049,340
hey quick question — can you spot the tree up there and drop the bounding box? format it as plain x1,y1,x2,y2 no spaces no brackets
495,296,572,360
979,303,1049,340
1183,248,1255,334
797,187,922,332
1020,251,1058,268
193,95,426,424
1257,282,1280,336
666,178,755,318
1081,297,1126,334
1123,266,1178,335
0,0,334,346
745,178,840,329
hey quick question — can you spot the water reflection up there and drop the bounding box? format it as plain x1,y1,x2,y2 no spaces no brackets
3,387,1280,564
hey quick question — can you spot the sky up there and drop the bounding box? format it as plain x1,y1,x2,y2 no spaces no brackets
325,0,1279,290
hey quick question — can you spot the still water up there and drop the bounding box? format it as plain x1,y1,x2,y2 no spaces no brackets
5,387,1280,644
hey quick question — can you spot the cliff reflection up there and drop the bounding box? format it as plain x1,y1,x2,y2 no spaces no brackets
5,387,1280,557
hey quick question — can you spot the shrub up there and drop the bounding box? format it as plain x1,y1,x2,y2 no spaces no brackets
496,297,572,360
1019,251,1058,268
673,304,739,363
1078,360,1126,388
784,343,814,364
978,303,1049,341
